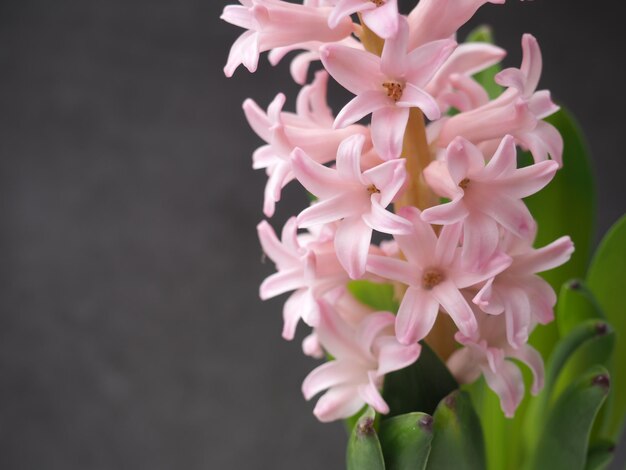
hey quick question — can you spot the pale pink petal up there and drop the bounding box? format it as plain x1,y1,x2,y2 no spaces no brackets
313,385,366,422
396,83,441,121
283,289,306,340
395,207,438,266
291,50,321,85
297,193,363,228
316,300,363,359
363,159,407,207
221,5,254,29
432,281,478,338
473,278,505,315
460,213,500,268
498,160,558,199
291,147,345,198
356,313,396,354
366,255,415,287
482,134,517,179
358,373,389,414
528,90,559,120
375,337,422,376
260,268,304,300
320,44,384,95
422,160,458,199
495,68,526,94
435,222,463,267
362,0,399,40
482,360,524,418
302,359,364,400
335,91,390,129
520,120,564,166
363,197,413,235
514,236,574,275
302,332,324,358
257,220,294,267
510,345,545,394
421,197,469,225
525,275,557,324
243,98,272,142
328,0,374,29
263,161,291,217
380,14,408,78
447,347,481,383
520,34,542,96
252,145,276,170
396,287,440,344
503,286,531,349
335,216,373,279
405,39,457,88
224,30,259,76
371,106,410,160
446,137,486,185
336,134,366,182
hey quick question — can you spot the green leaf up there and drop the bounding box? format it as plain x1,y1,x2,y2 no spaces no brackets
585,439,615,470
465,25,503,99
379,412,434,470
557,280,606,337
348,280,399,313
347,407,386,470
383,342,457,419
524,108,596,358
525,320,613,451
527,366,610,470
426,391,486,470
586,214,626,436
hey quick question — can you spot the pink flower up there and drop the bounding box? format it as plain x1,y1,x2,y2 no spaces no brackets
257,218,349,340
244,71,370,217
474,232,574,348
302,300,421,422
367,207,511,345
448,307,544,418
407,0,506,49
437,34,563,166
320,17,456,160
292,134,412,279
426,42,506,113
328,0,399,39
421,135,558,264
221,0,353,77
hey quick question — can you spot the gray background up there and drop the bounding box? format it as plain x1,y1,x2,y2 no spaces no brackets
1,0,625,469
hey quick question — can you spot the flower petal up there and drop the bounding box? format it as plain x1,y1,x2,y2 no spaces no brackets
335,216,373,279
320,44,384,95
335,91,390,129
396,287,439,344
371,106,410,160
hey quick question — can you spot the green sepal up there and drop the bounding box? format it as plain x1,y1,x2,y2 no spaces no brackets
347,280,399,313
584,439,615,470
379,412,434,470
525,108,596,358
465,25,503,99
527,366,611,470
586,214,626,436
383,342,457,419
426,390,487,470
347,407,386,470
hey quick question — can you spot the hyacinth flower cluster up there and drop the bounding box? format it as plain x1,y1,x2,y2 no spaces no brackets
221,0,575,424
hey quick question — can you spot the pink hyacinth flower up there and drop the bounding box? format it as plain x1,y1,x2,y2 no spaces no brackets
328,0,399,39
244,71,370,217
302,300,421,422
320,17,456,160
448,308,544,418
437,34,563,166
221,0,353,77
257,218,349,340
407,0,505,49
367,207,511,345
292,134,412,279
474,232,574,348
421,135,558,264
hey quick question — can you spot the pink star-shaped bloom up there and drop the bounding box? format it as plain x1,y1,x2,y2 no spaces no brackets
320,17,456,160
328,0,400,40
302,300,421,422
447,307,544,418
473,231,574,349
244,71,370,217
221,0,353,77
257,218,349,340
437,34,563,166
367,207,511,345
292,134,412,279
407,0,505,49
421,135,558,264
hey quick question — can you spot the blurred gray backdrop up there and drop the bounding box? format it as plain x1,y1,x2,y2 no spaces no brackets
1,1,625,469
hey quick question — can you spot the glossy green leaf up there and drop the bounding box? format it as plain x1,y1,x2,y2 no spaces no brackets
525,320,612,451
525,108,596,357
348,280,399,313
557,279,605,336
383,342,457,419
379,412,434,470
585,439,615,470
527,366,610,470
347,407,386,470
586,214,626,436
466,25,503,100
426,391,486,470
